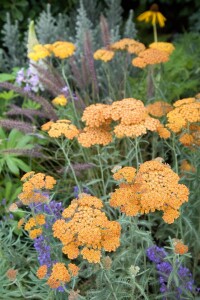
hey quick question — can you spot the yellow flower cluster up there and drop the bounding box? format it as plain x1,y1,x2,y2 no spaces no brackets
146,101,173,117
110,160,189,224
149,42,175,55
132,48,169,68
24,214,46,239
52,195,121,263
166,97,200,146
172,239,188,255
41,119,79,139
18,172,56,205
93,49,115,62
110,38,146,55
78,99,162,146
47,262,79,289
28,41,76,61
52,94,68,106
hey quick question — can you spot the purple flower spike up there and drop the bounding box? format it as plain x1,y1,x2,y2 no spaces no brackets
146,245,167,264
34,235,52,267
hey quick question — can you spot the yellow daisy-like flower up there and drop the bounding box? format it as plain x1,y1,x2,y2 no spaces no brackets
137,4,166,27
52,94,68,106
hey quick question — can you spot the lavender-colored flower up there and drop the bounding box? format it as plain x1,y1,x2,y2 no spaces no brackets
34,235,52,267
16,64,44,93
146,245,167,264
1,199,6,206
30,200,63,227
16,69,25,84
147,245,199,299
24,84,31,92
73,186,90,198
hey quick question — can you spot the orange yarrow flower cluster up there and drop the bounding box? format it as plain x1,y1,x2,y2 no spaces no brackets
78,99,162,146
41,119,79,139
132,48,169,68
110,160,189,224
166,97,200,146
78,103,112,147
18,172,56,205
149,42,175,55
173,239,188,255
47,262,79,289
24,214,46,239
93,49,115,62
36,265,48,279
52,195,121,263
110,38,146,55
28,41,75,61
146,101,173,118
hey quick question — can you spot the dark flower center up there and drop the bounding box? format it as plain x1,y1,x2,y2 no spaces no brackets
150,4,159,12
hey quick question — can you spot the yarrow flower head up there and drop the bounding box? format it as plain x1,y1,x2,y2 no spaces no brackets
41,119,79,139
78,98,162,146
93,49,115,62
28,41,76,61
110,38,146,55
172,239,188,255
18,172,56,205
146,101,173,118
166,97,200,146
149,42,175,55
52,94,68,106
52,194,121,263
137,4,166,27
110,160,189,223
132,48,169,68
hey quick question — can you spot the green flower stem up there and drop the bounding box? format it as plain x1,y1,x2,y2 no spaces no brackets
102,62,116,100
97,145,106,197
152,23,158,43
128,137,143,168
99,262,118,300
56,139,81,192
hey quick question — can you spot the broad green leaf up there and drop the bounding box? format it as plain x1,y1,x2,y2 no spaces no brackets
0,73,16,82
13,158,30,172
6,156,19,175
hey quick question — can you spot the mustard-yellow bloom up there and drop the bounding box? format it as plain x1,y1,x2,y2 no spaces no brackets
137,4,166,27
93,49,115,62
52,94,68,106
